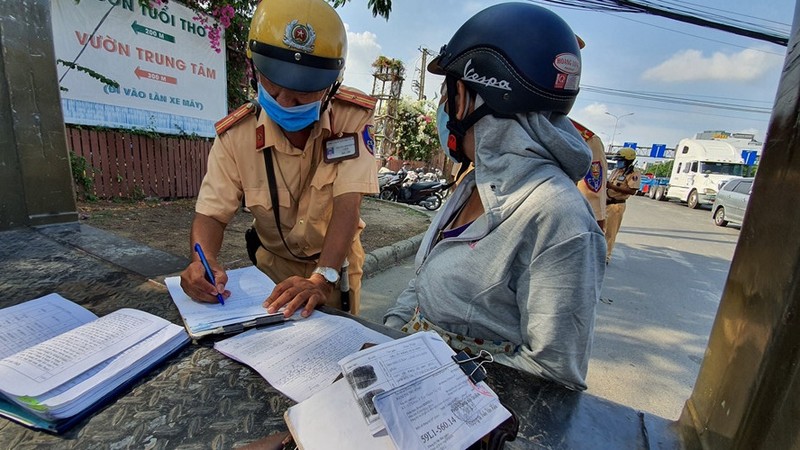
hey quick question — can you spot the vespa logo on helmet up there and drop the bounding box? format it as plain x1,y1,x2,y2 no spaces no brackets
553,53,580,74
462,60,512,91
283,20,316,53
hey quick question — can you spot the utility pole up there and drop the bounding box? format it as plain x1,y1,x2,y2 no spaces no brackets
417,47,433,101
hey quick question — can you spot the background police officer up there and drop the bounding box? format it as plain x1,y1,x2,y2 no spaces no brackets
605,148,641,264
180,0,379,318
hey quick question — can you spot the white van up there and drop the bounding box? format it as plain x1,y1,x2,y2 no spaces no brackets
665,138,757,209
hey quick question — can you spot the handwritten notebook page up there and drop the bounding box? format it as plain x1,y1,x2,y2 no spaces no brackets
0,294,98,359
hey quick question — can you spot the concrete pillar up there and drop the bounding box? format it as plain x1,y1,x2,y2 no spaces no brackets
678,2,800,448
0,0,77,229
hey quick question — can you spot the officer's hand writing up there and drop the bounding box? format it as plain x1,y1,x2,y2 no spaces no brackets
264,275,332,318
179,261,231,304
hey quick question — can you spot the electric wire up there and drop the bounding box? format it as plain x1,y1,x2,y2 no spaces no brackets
526,0,789,45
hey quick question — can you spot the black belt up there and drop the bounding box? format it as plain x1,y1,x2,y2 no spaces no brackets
607,199,627,205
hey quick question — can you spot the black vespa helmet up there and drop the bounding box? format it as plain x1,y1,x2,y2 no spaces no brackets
428,2,582,116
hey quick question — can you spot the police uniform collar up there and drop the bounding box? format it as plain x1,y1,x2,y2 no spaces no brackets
255,104,333,155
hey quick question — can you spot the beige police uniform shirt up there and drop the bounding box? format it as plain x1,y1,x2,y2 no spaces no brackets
607,166,641,202
576,134,608,221
196,89,379,263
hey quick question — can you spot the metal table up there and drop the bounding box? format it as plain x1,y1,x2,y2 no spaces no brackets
0,225,679,449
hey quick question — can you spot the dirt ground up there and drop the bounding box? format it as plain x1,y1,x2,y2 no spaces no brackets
77,196,432,271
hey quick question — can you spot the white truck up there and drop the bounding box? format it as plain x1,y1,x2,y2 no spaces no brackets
664,137,759,209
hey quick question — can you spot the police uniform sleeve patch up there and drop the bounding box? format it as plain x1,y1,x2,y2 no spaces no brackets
583,160,603,192
362,124,375,155
215,102,256,136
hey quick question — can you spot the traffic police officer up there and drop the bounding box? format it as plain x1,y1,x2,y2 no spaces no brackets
605,147,641,264
572,119,608,231
570,37,608,231
180,0,379,318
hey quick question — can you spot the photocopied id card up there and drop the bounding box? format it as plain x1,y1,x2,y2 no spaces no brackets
372,359,511,450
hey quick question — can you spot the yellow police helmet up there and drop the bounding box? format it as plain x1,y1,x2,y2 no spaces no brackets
247,0,347,92
617,148,637,161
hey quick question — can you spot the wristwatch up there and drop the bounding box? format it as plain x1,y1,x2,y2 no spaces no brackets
312,266,339,285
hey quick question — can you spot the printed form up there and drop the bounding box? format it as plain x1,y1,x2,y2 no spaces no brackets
214,311,392,402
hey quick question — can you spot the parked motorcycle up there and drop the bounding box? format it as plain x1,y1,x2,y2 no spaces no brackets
379,172,443,210
377,171,397,190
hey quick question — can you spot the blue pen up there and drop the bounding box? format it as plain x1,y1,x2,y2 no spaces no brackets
194,243,225,306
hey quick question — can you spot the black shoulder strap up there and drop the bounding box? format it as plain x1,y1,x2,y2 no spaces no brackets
262,147,320,261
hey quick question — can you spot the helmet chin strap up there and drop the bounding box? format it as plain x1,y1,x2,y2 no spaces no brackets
444,75,509,165
321,80,341,113
249,59,258,92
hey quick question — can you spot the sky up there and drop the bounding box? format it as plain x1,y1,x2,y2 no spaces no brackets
332,0,794,151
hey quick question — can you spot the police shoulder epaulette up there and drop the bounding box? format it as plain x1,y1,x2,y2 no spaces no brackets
569,118,595,141
215,102,256,136
334,86,377,110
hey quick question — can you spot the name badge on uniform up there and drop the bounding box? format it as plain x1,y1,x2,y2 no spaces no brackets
323,133,359,163
617,175,626,182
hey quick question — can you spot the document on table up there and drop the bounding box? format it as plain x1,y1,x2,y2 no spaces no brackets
0,309,171,397
0,294,189,432
337,331,456,435
165,266,284,337
373,362,511,450
285,379,395,450
214,311,392,402
369,334,512,450
0,293,98,359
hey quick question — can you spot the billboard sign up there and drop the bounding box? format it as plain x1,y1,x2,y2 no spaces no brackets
51,0,227,137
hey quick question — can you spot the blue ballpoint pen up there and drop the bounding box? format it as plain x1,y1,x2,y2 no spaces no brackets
194,243,225,306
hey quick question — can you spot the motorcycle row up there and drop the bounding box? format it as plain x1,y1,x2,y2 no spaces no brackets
377,168,454,211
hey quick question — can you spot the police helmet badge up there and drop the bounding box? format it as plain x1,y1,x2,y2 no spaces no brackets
362,124,375,155
283,20,316,53
583,160,603,192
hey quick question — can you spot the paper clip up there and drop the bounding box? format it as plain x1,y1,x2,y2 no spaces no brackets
452,350,494,384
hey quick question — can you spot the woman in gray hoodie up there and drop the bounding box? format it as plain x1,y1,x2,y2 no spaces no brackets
383,3,606,391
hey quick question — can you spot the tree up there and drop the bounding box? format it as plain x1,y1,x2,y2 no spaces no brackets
393,98,438,163
647,160,673,177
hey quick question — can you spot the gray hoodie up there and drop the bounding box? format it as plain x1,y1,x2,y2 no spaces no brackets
384,110,606,391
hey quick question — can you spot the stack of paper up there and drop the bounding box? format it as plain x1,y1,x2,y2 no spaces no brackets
165,266,284,338
0,294,189,432
286,332,512,450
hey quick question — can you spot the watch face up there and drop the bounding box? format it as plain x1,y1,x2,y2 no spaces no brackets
316,267,339,283
323,268,338,282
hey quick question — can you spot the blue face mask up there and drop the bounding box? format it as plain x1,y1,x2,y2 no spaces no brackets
257,84,322,132
436,103,458,163
616,160,626,169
